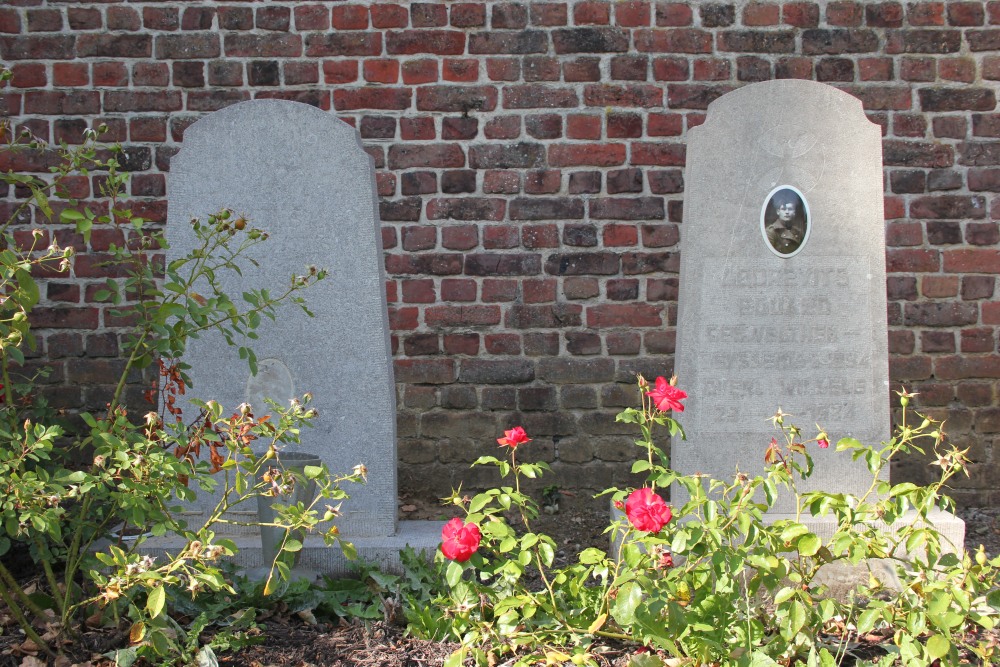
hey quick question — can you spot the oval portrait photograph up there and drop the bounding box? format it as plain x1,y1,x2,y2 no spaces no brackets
760,186,809,258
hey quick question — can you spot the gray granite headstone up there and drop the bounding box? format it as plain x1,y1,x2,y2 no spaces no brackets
673,80,890,512
165,100,396,539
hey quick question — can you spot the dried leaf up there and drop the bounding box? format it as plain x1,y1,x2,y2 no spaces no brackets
400,504,417,512
19,655,45,667
18,639,39,655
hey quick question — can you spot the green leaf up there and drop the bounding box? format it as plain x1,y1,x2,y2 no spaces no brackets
836,437,864,451
283,538,302,552
445,560,463,588
146,585,166,618
303,465,323,479
611,581,642,626
797,533,821,557
926,634,950,660
339,540,357,560
579,547,605,565
443,648,465,667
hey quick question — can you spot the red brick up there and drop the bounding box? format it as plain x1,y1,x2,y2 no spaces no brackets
530,2,568,26
938,57,977,82
743,3,780,26
566,114,601,140
866,2,903,27
524,170,561,194
948,2,985,26
563,57,601,81
323,60,358,84
484,57,518,82
935,355,1000,380
908,2,944,26
603,224,638,246
652,56,688,81
549,143,625,167
615,1,651,27
331,5,368,30
442,225,479,250
483,170,520,194
11,63,44,88
899,58,933,82
414,2,448,27
448,3,484,27
859,57,893,81
294,5,329,31
656,2,692,26
334,88,411,111
523,278,557,303
426,305,502,327
364,59,399,84
634,28,713,53
943,249,1000,273
575,1,611,24
827,1,863,26
387,30,465,55
401,59,438,85
483,116,521,140
370,4,407,28
443,59,479,82
52,63,88,87
441,278,477,302
586,304,662,328
782,2,820,27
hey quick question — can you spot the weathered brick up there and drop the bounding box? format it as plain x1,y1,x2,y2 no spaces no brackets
883,140,954,168
387,30,465,55
960,142,1000,166
553,27,629,53
634,28,713,53
459,359,534,383
590,197,664,220
305,33,381,57
426,197,505,221
334,88,411,111
507,304,583,328
912,195,987,219
544,252,620,275
920,88,996,112
584,84,662,107
718,30,796,53
503,84,579,108
469,30,547,54
904,302,979,326
666,84,736,109
465,253,542,275
415,85,498,112
631,142,686,166
510,198,585,220
801,29,878,54
587,304,663,327
889,29,962,53
548,143,626,167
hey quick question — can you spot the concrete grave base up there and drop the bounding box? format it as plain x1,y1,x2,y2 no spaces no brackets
134,520,446,578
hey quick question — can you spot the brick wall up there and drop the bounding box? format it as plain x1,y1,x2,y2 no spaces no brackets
1,1,999,506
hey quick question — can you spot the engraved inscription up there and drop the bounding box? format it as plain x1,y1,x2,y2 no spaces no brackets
696,257,873,432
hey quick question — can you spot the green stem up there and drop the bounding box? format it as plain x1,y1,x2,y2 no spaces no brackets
0,559,51,622
0,580,54,656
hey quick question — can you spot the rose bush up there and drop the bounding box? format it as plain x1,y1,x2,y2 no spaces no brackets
418,375,1000,667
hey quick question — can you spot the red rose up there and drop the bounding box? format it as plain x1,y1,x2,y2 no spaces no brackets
625,487,672,533
440,517,481,562
817,438,830,449
646,376,687,413
497,426,531,449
